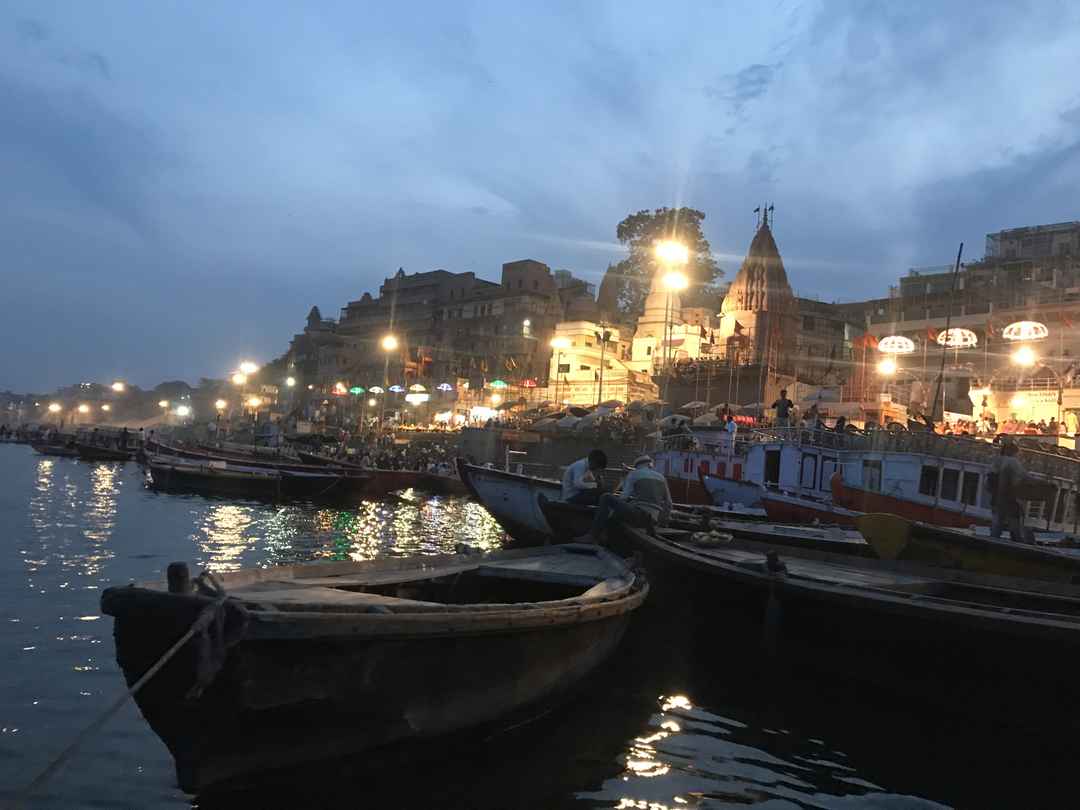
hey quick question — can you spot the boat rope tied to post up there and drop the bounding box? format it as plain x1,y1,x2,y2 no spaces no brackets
15,594,234,805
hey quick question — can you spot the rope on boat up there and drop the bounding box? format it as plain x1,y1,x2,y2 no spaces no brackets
13,596,228,807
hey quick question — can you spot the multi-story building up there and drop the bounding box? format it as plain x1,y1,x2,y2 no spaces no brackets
288,261,599,396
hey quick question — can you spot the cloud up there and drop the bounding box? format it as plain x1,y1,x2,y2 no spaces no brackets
15,17,47,42
706,62,781,114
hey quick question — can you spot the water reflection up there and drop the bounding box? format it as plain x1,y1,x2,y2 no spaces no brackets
193,504,259,570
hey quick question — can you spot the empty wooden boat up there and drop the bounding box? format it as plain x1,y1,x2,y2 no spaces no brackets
857,512,1080,583
30,441,79,458
101,544,647,792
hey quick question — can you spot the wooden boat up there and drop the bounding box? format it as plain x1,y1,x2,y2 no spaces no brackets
101,544,647,792
30,441,79,458
457,459,562,544
146,456,371,500
147,457,284,499
760,488,862,526
299,451,469,496
857,513,1080,583
613,523,1080,724
699,470,764,508
539,497,870,556
75,442,135,461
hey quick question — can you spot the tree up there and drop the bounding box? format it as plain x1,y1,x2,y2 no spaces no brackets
603,207,722,319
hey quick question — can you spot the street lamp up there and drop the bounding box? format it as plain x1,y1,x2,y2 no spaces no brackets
1012,345,1037,367
215,399,227,411
77,404,89,414
111,381,125,393
550,336,570,406
379,334,399,430
158,400,169,409
285,376,296,387
176,405,191,418
48,403,61,413
231,372,247,386
101,404,111,412
247,396,262,409
239,361,258,375
381,334,399,352
877,358,897,376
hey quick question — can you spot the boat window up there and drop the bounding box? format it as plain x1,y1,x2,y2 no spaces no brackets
961,471,979,506
717,462,726,479
862,460,882,492
763,450,780,485
800,454,817,489
732,463,742,481
918,465,939,497
940,469,960,501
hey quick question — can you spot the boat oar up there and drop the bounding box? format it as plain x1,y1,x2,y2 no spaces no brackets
855,513,912,561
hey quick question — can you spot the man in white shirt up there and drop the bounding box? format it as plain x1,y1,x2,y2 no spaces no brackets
576,455,673,542
561,449,608,505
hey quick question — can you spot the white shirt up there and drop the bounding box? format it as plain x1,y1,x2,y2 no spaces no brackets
561,458,597,500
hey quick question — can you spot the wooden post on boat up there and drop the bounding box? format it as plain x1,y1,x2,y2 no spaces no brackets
929,242,965,430
167,562,191,594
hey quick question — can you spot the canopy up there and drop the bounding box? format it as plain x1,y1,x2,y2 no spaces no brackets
598,399,624,409
659,414,692,428
557,414,582,429
681,401,709,410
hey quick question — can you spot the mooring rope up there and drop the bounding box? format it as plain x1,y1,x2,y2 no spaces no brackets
13,596,227,807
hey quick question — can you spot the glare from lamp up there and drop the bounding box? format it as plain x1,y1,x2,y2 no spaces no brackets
48,403,61,413
77,404,89,414
175,405,191,417
215,399,227,410
655,240,689,266
239,361,258,375
662,271,689,292
367,398,377,407
231,372,247,386
285,376,296,387
101,404,111,412
550,336,570,350
381,334,399,352
247,396,262,408
491,393,502,405
877,358,897,376
158,400,169,408
1012,346,1037,367
111,381,125,393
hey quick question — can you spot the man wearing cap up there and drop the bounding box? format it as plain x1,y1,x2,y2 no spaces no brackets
577,455,673,543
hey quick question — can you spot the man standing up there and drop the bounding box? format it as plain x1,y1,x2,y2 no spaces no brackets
991,442,1029,542
561,449,608,505
578,455,673,542
772,389,794,428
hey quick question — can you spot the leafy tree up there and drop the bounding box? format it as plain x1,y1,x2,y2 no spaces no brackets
603,207,722,319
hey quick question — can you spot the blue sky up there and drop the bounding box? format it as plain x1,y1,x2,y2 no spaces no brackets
2,1,1079,391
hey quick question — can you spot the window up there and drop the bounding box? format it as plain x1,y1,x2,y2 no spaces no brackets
646,346,652,355
940,468,960,501
919,465,939,496
862,460,882,492
961,471,979,506
579,365,591,371
800,454,817,489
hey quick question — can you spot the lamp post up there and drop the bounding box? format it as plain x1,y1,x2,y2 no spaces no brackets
550,336,570,406
380,334,398,431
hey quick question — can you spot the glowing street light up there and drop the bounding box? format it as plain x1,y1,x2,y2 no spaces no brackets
247,396,262,408
215,399,227,411
101,404,111,412
381,335,399,352
77,404,89,414
1002,321,1048,342
158,400,169,409
239,361,258,375
655,240,689,266
111,381,126,393
285,376,296,387
47,403,61,413
877,358,897,376
662,271,689,292
367,398,377,407
175,405,191,417
491,393,502,406
878,335,916,355
231,372,247,386
1012,345,1037,367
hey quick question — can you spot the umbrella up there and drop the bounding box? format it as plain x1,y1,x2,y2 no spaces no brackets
598,400,624,409
681,401,709,410
567,406,591,418
533,418,559,432
557,414,582,429
693,413,720,426
660,414,692,428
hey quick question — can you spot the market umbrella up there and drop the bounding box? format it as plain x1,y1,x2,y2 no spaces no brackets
533,418,559,432
693,413,720,426
598,400,624,409
557,414,582,429
681,401,709,410
659,414,692,428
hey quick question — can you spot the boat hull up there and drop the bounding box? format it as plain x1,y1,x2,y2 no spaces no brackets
761,491,862,526
699,472,764,508
614,525,1080,726
104,588,640,792
31,442,79,458
457,460,561,544
75,442,135,461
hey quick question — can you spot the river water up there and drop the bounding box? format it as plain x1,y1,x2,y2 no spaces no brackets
0,445,1071,808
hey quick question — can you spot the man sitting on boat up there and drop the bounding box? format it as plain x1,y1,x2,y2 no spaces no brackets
576,455,673,543
562,449,608,505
